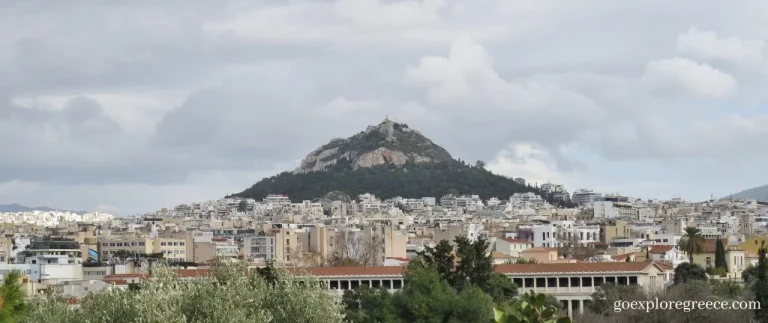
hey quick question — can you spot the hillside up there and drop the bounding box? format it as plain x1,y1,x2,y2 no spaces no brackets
294,119,456,173
728,184,768,201
231,119,539,202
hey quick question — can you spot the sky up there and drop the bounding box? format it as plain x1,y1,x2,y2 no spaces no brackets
2,0,768,215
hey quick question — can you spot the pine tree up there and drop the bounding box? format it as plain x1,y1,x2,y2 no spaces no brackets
753,241,768,322
715,238,728,271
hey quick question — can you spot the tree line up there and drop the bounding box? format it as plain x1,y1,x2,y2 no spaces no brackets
231,160,572,206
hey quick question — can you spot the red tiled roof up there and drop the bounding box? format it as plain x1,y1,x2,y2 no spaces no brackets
495,262,662,274
650,245,673,254
292,266,406,277
611,253,634,261
655,261,674,270
523,247,557,252
176,269,211,278
492,252,514,258
103,274,149,280
498,237,529,244
105,279,129,286
62,297,79,305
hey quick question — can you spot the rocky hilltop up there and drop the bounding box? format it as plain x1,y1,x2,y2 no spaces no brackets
294,119,454,173
231,119,536,202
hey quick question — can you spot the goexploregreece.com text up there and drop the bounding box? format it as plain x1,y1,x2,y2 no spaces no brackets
614,299,760,312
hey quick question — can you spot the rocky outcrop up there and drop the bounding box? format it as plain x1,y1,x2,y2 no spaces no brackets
293,119,452,173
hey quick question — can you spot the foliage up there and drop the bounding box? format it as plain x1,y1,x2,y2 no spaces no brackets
329,231,383,266
556,234,599,261
711,280,743,299
20,259,345,323
453,236,494,290
341,238,514,322
587,283,645,316
575,280,754,323
231,161,543,204
677,227,705,263
0,270,28,323
754,241,768,323
486,273,519,305
673,262,708,285
715,238,728,271
493,290,571,323
509,258,538,264
744,265,759,284
395,261,495,323
342,287,402,323
705,266,727,277
237,200,248,212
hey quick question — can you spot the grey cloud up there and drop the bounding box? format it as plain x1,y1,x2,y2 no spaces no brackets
3,0,768,213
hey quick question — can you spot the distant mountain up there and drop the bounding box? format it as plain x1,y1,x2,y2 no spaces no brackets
231,119,547,203
728,184,768,201
0,203,89,214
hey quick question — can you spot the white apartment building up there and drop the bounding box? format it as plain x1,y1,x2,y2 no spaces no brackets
264,194,291,206
571,189,603,205
532,225,559,248
0,255,82,283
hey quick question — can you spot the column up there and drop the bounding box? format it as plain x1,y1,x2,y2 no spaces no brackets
579,299,584,314
567,300,573,318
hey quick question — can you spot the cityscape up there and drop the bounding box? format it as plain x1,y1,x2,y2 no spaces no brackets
3,1,768,323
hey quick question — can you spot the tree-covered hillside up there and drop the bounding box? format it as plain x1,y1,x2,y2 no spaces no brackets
231,159,536,202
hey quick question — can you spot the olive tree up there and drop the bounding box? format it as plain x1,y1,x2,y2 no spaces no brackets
21,259,345,323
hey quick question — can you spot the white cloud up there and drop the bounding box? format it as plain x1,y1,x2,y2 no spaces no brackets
486,143,573,188
678,27,764,62
642,57,737,98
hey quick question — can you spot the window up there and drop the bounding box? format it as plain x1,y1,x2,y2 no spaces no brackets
161,242,167,246
706,257,712,267
139,242,145,246
179,242,185,246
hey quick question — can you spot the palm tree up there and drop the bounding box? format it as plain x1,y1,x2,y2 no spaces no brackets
0,270,28,323
678,227,705,263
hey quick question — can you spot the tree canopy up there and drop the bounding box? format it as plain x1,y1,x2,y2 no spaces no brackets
677,227,705,263
20,260,345,323
231,161,566,205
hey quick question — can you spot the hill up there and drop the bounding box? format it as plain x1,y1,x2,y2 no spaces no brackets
231,119,542,202
728,184,768,202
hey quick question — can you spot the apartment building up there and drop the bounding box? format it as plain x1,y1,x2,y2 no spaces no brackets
243,228,299,264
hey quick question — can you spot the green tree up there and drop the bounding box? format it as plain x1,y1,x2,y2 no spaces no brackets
743,265,759,284
417,240,456,285
493,290,571,323
711,280,743,299
677,227,705,263
486,273,519,305
754,241,768,323
237,200,248,212
453,236,493,290
715,238,728,271
451,284,494,323
342,286,402,323
396,261,459,323
256,259,279,285
587,283,644,315
673,262,708,285
21,260,344,323
0,270,28,322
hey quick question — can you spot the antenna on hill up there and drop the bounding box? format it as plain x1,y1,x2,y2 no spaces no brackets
385,114,390,122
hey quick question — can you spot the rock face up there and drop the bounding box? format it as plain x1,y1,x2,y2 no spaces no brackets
294,119,453,173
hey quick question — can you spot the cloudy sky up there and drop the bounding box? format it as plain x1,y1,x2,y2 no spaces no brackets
2,0,768,215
